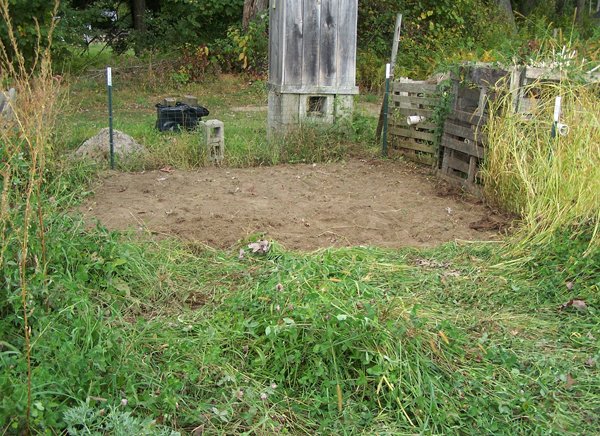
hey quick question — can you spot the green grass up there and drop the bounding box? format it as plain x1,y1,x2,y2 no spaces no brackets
2,206,598,433
59,73,379,170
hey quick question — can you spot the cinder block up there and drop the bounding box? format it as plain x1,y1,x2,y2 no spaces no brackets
162,97,177,107
200,120,225,163
182,95,198,106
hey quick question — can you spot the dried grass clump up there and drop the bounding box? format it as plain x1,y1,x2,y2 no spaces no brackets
482,80,600,252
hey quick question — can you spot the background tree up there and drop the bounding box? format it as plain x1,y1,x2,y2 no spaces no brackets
243,0,268,30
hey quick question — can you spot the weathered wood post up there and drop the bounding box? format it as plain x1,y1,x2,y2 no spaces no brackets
267,0,359,137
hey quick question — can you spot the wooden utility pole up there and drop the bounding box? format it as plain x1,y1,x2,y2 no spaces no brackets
376,14,402,141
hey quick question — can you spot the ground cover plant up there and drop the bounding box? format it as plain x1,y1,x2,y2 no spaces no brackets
2,1,600,435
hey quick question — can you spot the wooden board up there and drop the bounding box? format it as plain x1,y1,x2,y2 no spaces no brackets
337,0,357,88
269,0,358,93
392,138,436,153
392,82,437,95
319,0,338,87
438,107,488,195
390,94,439,107
301,1,320,86
283,0,303,86
390,126,436,142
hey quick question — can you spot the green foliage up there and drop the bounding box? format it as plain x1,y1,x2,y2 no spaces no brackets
129,0,244,53
0,0,56,64
2,206,599,432
63,404,180,435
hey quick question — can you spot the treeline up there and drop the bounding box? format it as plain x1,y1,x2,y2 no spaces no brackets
1,0,598,82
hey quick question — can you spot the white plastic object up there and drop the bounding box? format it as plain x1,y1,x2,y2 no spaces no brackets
556,123,569,136
553,96,562,123
406,115,425,125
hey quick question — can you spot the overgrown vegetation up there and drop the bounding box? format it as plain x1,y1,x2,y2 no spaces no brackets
1,0,600,434
483,80,600,251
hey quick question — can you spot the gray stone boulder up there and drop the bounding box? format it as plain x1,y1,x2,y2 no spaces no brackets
75,128,145,162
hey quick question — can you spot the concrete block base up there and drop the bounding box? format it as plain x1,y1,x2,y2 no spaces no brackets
267,92,354,138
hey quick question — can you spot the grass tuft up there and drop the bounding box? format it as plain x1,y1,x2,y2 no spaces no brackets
483,80,600,253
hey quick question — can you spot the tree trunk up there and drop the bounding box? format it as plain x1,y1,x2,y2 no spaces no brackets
131,0,146,32
496,0,517,31
576,0,586,23
243,0,269,30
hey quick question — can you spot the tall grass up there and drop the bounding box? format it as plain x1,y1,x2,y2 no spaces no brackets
0,0,60,430
482,80,600,252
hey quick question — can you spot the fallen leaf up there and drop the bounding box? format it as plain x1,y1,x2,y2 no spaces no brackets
585,358,596,368
559,298,588,312
248,240,270,254
566,281,574,290
571,300,587,311
160,165,174,173
238,249,245,260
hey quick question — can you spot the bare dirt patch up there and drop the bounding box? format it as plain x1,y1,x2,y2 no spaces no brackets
81,160,503,250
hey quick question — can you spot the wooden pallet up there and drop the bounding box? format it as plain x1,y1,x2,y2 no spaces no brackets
388,80,440,166
439,109,487,196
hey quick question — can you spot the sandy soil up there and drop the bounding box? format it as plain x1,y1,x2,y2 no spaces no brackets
81,160,503,250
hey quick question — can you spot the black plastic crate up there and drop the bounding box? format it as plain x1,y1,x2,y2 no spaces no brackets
155,103,209,132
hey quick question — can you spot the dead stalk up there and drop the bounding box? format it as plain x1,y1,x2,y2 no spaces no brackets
0,0,60,431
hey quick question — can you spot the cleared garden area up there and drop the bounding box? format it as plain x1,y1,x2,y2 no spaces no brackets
82,160,502,250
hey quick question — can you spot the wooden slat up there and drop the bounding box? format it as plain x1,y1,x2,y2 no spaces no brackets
524,67,562,81
442,135,485,157
392,138,436,153
391,107,434,118
393,82,438,94
301,1,320,87
390,95,439,107
392,102,437,112
390,119,437,130
444,122,478,142
445,154,471,174
319,0,338,87
284,0,303,86
390,126,436,142
444,120,487,143
268,0,282,86
337,0,357,88
449,109,487,125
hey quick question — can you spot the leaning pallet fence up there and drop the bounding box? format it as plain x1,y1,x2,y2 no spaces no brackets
388,79,440,165
386,63,598,196
437,65,506,195
438,109,487,196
